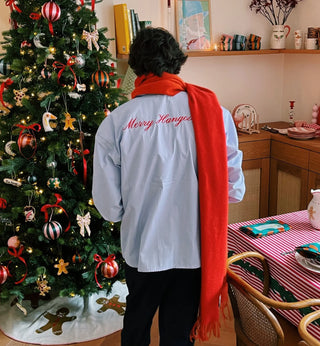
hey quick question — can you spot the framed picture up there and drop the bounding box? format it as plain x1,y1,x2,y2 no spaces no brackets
175,0,212,51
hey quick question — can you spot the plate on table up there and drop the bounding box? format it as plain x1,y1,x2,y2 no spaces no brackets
295,252,320,273
287,127,316,140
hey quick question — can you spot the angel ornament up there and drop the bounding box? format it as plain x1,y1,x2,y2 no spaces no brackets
77,212,91,237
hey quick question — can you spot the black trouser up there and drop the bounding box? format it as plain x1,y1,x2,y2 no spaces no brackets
121,264,201,346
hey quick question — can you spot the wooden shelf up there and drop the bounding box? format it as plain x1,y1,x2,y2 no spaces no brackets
117,54,129,60
116,49,320,59
186,49,320,57
282,49,320,54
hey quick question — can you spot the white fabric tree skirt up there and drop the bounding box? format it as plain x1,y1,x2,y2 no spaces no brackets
0,281,128,345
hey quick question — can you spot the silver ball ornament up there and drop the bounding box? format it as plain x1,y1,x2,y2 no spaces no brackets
75,54,85,68
47,160,57,168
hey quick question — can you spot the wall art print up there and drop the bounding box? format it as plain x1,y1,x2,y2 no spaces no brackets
175,0,212,51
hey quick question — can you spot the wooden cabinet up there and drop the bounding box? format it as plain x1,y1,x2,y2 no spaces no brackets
268,124,320,215
269,140,309,215
307,151,320,197
229,123,320,222
228,132,270,224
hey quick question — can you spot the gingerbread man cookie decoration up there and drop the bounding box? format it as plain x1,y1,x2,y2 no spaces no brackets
54,258,69,275
62,112,76,131
96,294,126,315
35,307,76,335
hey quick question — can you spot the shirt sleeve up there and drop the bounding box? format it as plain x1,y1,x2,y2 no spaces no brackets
92,117,123,222
222,107,246,203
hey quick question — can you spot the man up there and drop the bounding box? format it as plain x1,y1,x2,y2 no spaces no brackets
93,27,245,346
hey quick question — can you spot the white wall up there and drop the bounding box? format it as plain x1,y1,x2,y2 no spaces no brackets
0,3,10,50
280,0,320,122
0,0,319,123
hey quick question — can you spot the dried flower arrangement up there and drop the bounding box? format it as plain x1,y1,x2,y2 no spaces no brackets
249,0,303,25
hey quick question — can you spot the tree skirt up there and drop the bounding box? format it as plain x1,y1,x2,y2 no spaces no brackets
0,281,128,345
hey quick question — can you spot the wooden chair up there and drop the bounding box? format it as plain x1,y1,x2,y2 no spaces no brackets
227,251,320,346
298,310,320,346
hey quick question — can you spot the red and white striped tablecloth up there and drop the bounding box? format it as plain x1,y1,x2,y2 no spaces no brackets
228,210,320,340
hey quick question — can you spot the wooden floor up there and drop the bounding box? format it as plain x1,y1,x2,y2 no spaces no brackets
0,304,304,345
0,307,236,346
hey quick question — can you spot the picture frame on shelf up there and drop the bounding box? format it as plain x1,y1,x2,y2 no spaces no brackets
175,0,212,51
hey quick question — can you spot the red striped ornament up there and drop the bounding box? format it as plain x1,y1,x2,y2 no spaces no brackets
17,133,36,149
91,70,109,87
41,1,61,36
0,265,8,284
0,198,7,209
101,258,119,278
43,221,62,240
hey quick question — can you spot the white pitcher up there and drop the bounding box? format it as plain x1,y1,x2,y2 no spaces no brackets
270,25,291,49
308,189,320,229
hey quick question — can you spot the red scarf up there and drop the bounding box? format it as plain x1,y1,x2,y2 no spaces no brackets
132,73,229,341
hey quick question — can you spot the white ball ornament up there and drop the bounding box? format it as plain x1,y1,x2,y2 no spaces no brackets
47,160,57,169
75,54,85,68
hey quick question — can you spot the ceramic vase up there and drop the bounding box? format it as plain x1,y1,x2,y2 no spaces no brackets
294,30,303,49
270,25,291,49
308,189,320,229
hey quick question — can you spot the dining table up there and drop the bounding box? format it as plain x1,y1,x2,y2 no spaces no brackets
228,209,320,340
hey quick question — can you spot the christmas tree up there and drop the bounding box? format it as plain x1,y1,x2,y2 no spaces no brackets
0,0,126,305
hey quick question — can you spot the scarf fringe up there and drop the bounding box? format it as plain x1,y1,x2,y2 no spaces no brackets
190,282,230,342
190,319,221,342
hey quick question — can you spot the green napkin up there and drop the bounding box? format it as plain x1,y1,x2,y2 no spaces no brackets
239,219,290,238
295,242,320,259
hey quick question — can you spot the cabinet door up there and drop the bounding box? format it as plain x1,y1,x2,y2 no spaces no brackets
228,158,269,224
269,158,309,215
308,151,320,205
308,172,320,204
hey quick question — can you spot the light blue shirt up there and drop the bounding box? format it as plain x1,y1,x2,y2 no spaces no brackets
93,91,245,272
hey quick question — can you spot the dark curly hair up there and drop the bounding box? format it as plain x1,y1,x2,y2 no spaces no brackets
128,27,188,77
